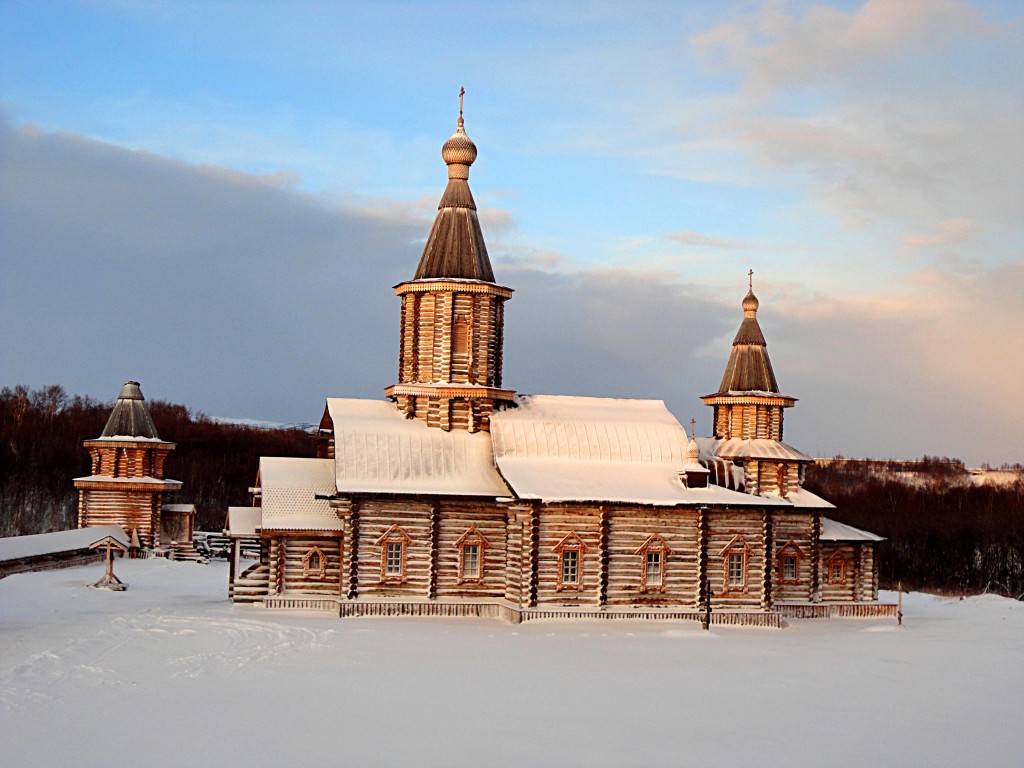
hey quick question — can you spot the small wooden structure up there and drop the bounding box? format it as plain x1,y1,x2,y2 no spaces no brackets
90,535,129,590
0,526,130,579
74,381,183,552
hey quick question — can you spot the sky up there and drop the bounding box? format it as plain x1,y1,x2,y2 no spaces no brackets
1,0,1021,465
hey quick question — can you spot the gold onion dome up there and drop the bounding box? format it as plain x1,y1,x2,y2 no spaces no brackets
441,120,477,167
742,289,759,315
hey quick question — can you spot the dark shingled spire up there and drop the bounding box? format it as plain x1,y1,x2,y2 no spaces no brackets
716,289,780,394
100,381,161,439
413,94,495,282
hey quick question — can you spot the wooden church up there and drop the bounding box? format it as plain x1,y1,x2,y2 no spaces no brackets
226,99,893,626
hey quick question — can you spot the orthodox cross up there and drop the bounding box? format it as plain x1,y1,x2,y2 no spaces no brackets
690,418,696,439
459,87,465,121
748,268,754,291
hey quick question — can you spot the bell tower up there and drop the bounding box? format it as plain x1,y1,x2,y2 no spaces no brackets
385,90,515,431
701,271,796,440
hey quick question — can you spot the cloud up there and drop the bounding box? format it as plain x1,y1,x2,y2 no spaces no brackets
1,119,1020,465
685,1,1024,238
900,218,977,250
666,230,746,249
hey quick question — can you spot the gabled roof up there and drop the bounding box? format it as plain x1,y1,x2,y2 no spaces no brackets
258,457,339,531
326,398,510,497
490,395,786,506
100,381,162,440
820,517,885,542
225,506,261,537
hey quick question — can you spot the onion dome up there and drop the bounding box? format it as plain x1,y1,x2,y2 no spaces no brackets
686,436,701,466
742,289,759,314
100,381,161,439
441,118,478,179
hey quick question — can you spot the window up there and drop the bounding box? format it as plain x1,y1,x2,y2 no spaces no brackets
776,541,805,585
561,550,579,585
302,546,327,580
455,527,488,584
635,533,671,592
827,552,847,584
375,524,412,583
646,551,663,587
718,535,751,593
552,532,589,591
462,544,480,579
728,552,745,586
783,556,797,581
385,542,403,576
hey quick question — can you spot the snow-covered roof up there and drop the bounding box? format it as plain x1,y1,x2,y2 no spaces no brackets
0,526,129,562
764,488,835,509
225,507,261,537
327,398,509,497
162,503,195,513
698,437,813,463
820,517,885,542
259,457,340,531
490,395,782,506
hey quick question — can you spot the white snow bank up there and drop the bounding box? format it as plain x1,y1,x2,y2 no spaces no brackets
1,561,1021,768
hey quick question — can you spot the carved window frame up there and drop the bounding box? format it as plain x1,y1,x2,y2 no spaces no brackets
635,533,672,593
777,540,806,585
553,532,589,592
454,526,489,585
718,535,752,594
302,545,327,580
826,551,847,584
375,524,412,584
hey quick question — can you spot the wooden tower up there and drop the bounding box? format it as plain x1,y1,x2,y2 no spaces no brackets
701,276,807,497
74,381,181,548
385,90,515,432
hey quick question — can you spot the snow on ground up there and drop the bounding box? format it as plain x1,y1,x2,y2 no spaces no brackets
2,560,1022,768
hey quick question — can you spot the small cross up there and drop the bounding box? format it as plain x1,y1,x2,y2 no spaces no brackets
748,268,754,291
690,418,696,439
459,87,465,120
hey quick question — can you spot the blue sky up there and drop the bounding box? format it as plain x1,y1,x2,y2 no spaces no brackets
1,0,1022,465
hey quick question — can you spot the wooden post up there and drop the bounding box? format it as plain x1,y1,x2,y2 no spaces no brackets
897,581,903,626
598,506,609,608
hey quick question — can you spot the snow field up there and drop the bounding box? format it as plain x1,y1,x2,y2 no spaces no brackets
1,559,1022,768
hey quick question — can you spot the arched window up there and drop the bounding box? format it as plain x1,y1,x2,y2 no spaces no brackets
302,546,327,580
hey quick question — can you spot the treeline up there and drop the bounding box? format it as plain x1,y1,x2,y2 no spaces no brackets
805,459,1024,599
0,385,314,536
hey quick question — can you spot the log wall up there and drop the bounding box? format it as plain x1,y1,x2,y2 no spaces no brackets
535,506,602,607
772,511,815,602
605,509,700,607
705,509,766,609
79,489,163,548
